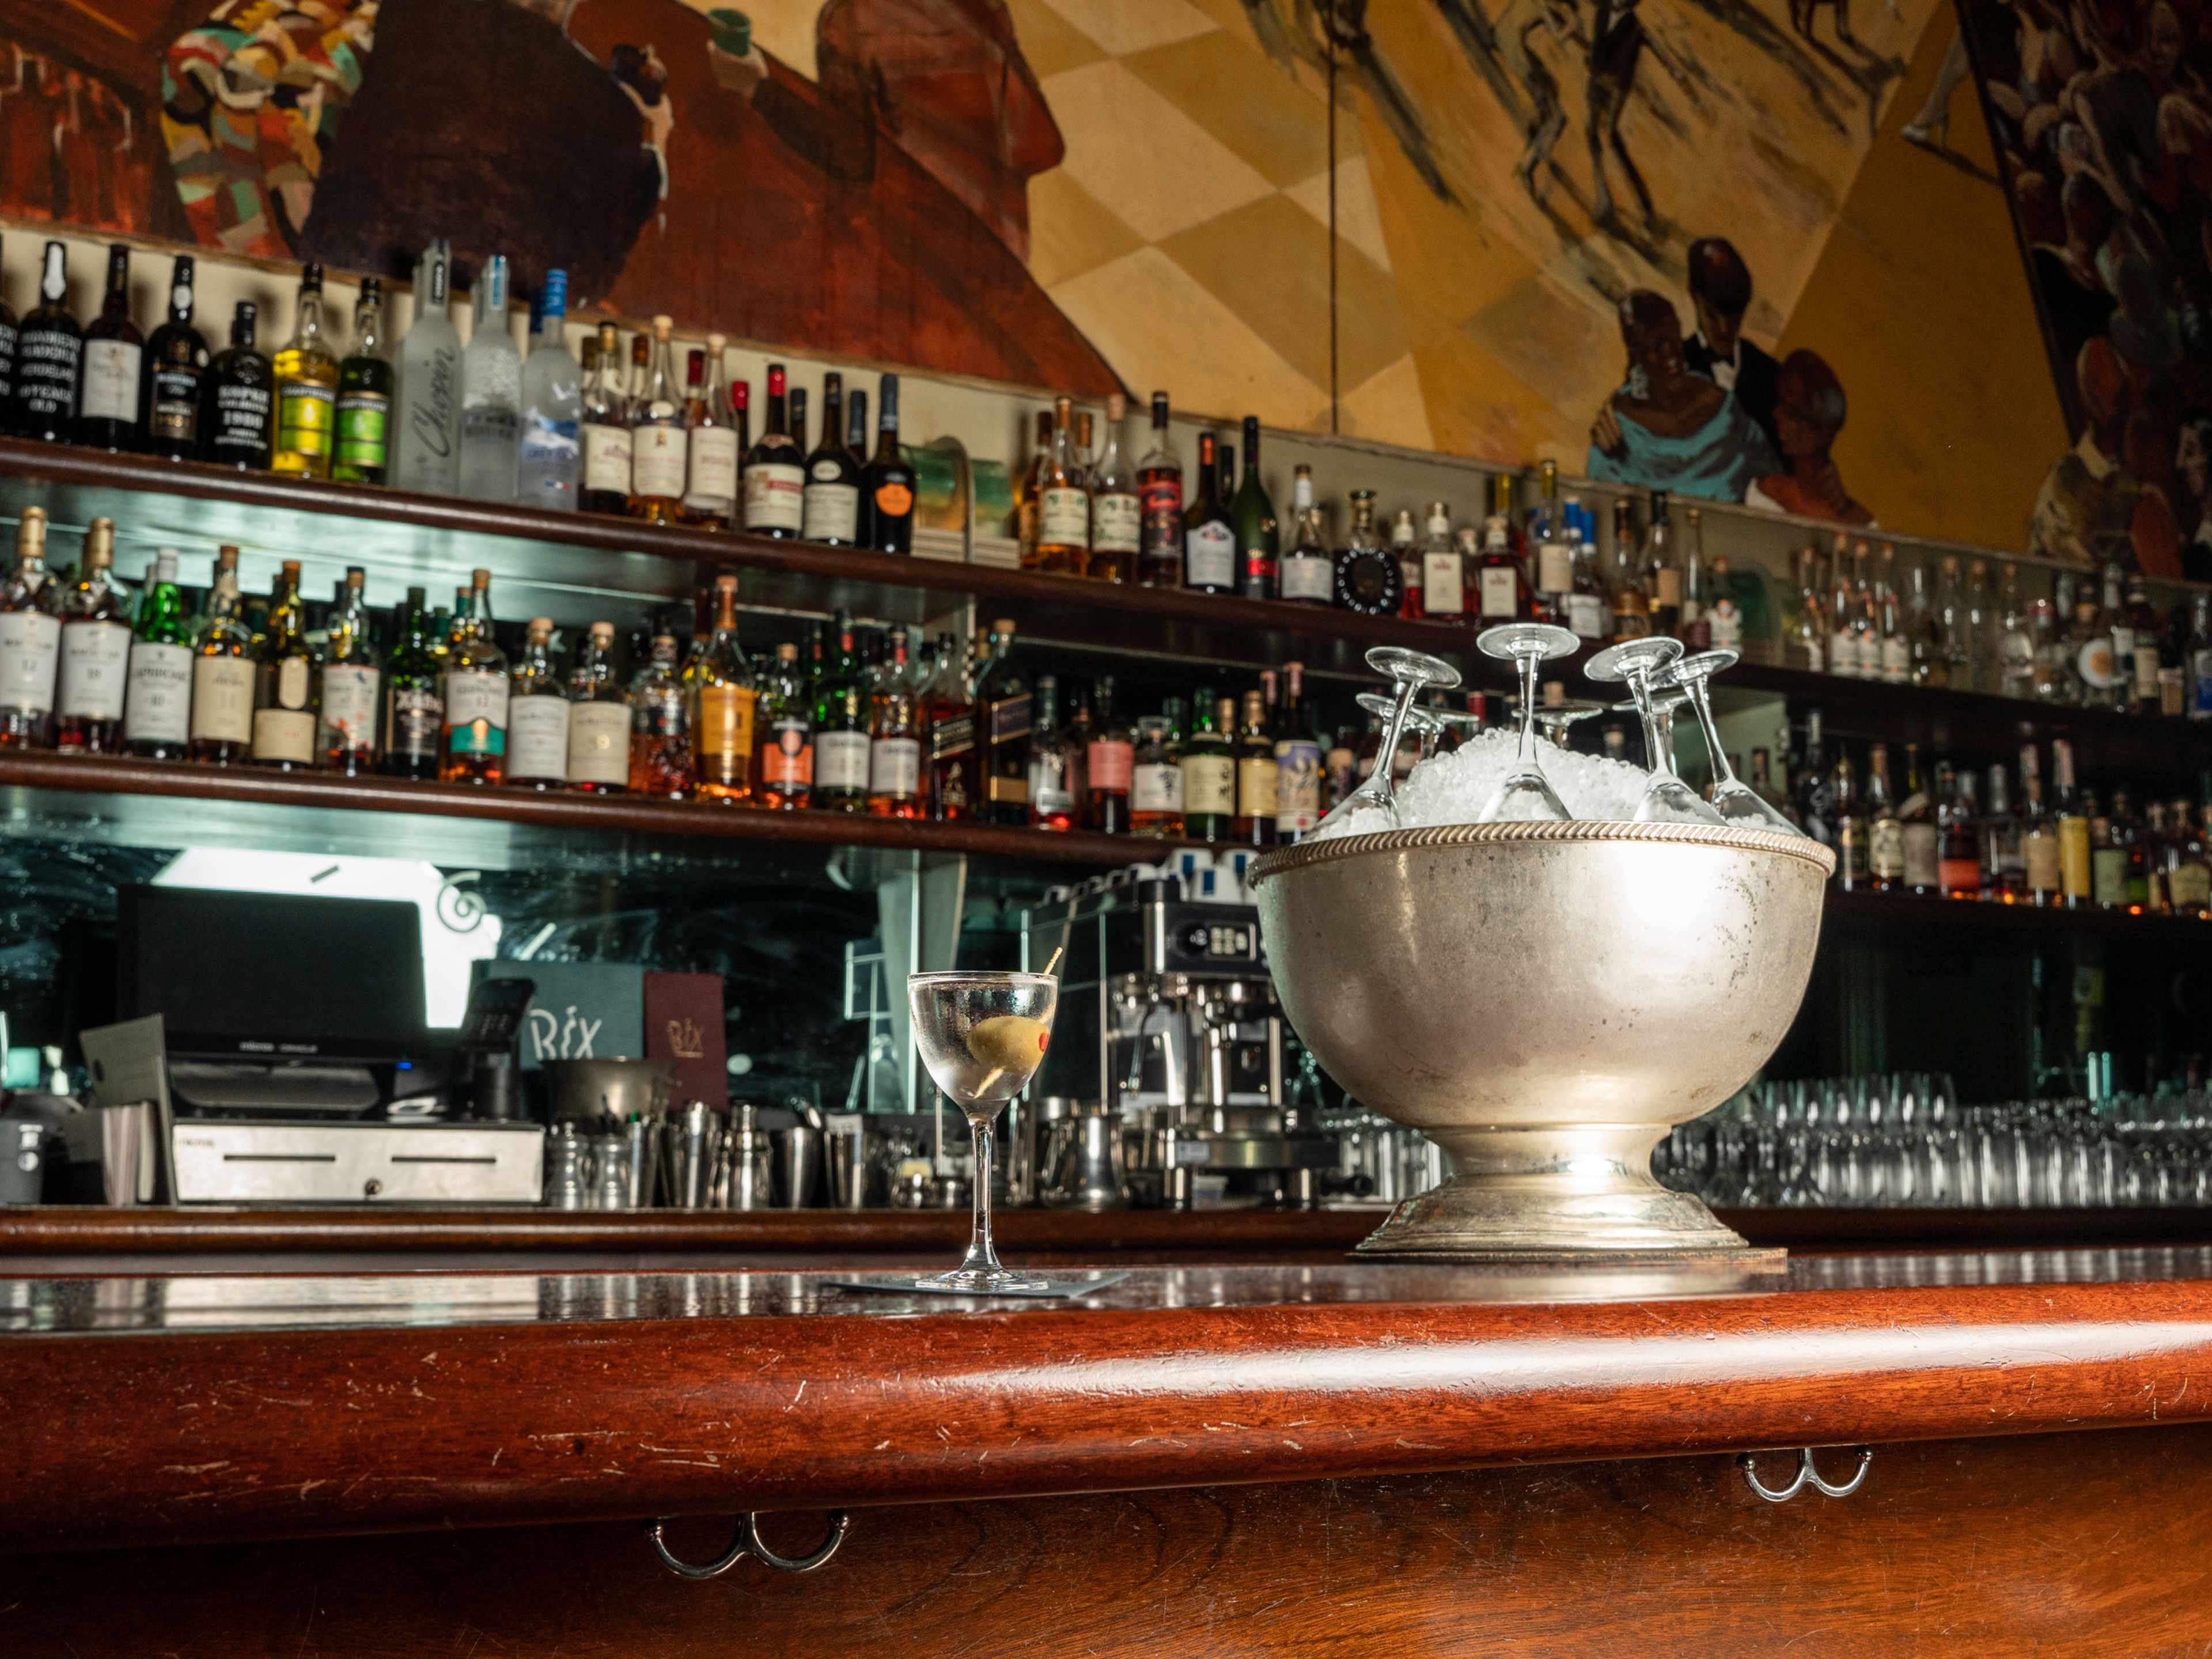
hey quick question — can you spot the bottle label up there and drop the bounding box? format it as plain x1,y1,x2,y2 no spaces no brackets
396,343,460,486
1041,487,1090,545
1901,823,1939,889
874,477,915,520
1139,477,1183,563
278,380,336,460
191,655,255,744
1274,738,1321,832
0,611,61,714
335,391,390,471
319,662,380,752
1085,737,1134,791
2135,639,2161,703
0,319,14,401
1093,492,1141,553
2058,818,2091,896
2075,636,2116,690
1132,761,1182,813
1281,553,1334,603
987,694,1032,745
81,339,142,423
816,729,870,790
1711,598,1743,649
1537,543,1574,595
688,426,740,504
696,684,756,772
745,460,806,531
2091,846,2128,907
123,641,192,744
150,364,202,444
1869,819,1906,879
1654,568,1681,608
1028,753,1075,814
15,327,81,422
210,380,272,460
1237,755,1279,820
763,715,814,789
631,425,687,498
508,694,572,780
802,479,859,542
1881,635,1911,683
2173,861,2212,908
1422,551,1464,616
1566,592,1607,639
1478,566,1518,620
519,413,579,500
58,621,132,720
444,669,509,754
870,734,922,797
252,706,315,763
1938,855,1982,893
2024,831,2061,893
582,422,632,493
567,699,630,784
1185,522,1236,588
1830,630,1859,679
384,684,441,760
1181,755,1234,815
930,711,975,761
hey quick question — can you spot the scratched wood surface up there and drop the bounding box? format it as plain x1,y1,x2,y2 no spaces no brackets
4,1427,2208,1657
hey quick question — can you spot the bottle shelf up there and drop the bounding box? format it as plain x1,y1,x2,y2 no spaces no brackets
1824,886,2211,942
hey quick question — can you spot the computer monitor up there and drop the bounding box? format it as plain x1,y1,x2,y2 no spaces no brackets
116,887,430,1063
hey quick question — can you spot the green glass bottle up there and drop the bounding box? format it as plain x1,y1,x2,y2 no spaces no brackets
332,277,393,485
1178,687,1235,843
380,586,443,780
810,609,870,812
122,550,193,760
1230,414,1278,600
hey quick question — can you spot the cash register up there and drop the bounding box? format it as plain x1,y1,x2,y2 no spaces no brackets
85,887,542,1205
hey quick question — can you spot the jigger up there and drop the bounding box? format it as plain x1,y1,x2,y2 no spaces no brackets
1316,646,1459,830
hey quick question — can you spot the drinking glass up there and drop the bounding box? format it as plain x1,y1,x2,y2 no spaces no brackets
906,971,1060,1293
1356,691,1442,770
1475,622,1577,822
1318,647,1460,830
1529,698,1607,749
1608,687,1689,774
1584,637,1724,825
1660,648,1805,835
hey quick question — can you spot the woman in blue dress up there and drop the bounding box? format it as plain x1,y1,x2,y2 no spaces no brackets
1587,290,1778,501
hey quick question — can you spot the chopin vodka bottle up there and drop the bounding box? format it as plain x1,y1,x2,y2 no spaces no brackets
393,241,463,496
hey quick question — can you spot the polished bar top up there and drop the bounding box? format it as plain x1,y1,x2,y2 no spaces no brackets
3,1248,2211,1554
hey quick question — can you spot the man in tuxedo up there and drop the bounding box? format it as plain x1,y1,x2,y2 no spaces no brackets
1681,237,1782,458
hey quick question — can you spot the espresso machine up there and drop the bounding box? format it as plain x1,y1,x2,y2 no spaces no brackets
1018,874,1338,1209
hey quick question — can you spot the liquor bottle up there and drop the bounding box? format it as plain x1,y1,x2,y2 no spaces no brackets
1871,546,1908,685
2017,744,2059,905
1981,764,2024,900
794,372,860,546
136,256,207,463
51,520,127,755
1083,393,1138,583
2094,786,2135,911
1700,555,1742,650
1015,409,1052,570
505,618,570,791
1824,535,1858,678
2188,594,2212,721
179,548,251,767
1130,714,1182,836
1534,519,1575,631
1179,693,1235,843
454,256,522,500
442,570,510,785
119,551,191,761
1476,510,1531,626
692,575,756,803
1900,747,1940,896
0,510,60,750
975,618,1033,825
751,641,811,809
247,561,316,771
846,388,871,550
1031,394,1087,576
628,631,691,797
1792,709,1832,845
331,278,393,485
1386,509,1423,620
1830,748,1869,889
1334,488,1403,615
1933,555,1971,687
1608,499,1651,642
76,244,143,453
1232,687,1279,846
564,623,631,795
1865,743,1903,892
1416,502,1463,619
316,566,381,775
2122,573,2162,714
580,322,632,515
2052,737,2092,908
680,334,740,528
1181,433,1236,596
12,243,80,445
1563,509,1608,644
1672,506,1709,649
872,630,930,818
201,301,274,471
393,242,463,494
1965,559,1997,692
1025,675,1079,830
1226,415,1279,601
854,373,914,557
742,365,806,539
1272,666,1323,842
913,630,968,820
620,316,687,522
1275,467,1329,606
1939,768,1983,899
1135,392,1184,587
271,264,339,479
1081,675,1133,832
1996,563,2037,699
2169,796,2212,917
0,234,15,422
1903,556,1941,686
1641,492,1679,636
810,613,869,812
516,271,582,512
377,587,441,780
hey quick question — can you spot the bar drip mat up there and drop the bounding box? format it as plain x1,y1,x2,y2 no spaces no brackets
828,1270,1134,1301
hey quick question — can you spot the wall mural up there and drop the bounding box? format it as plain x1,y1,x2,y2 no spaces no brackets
0,0,2077,545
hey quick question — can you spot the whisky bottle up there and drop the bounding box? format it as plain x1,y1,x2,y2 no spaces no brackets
203,302,274,471
1608,498,1651,642
516,271,581,512
683,335,740,527
1232,688,1279,846
1130,714,1183,836
2017,744,2059,906
810,613,870,812
579,321,632,514
119,551,191,761
920,630,972,820
1087,393,1139,582
1900,745,1940,895
457,257,520,502
1136,392,1184,587
1180,692,1236,843
866,626,923,818
1016,409,1052,570
379,586,442,779
272,265,339,478
1938,768,1984,899
250,560,318,770
12,242,81,445
628,631,692,796
565,622,630,794
506,618,571,790
1642,492,1680,636
693,575,756,802
1035,396,1088,575
975,618,1033,825
755,641,813,809
1025,675,1078,830
333,278,393,485
625,317,688,522
1866,743,1903,893
743,364,805,537
1831,748,1869,889
441,570,510,785
0,509,60,748
1181,433,1236,596
54,520,130,754
2053,737,2092,908
141,257,208,463
78,244,143,453
0,233,16,422
319,566,381,774
188,550,253,766
863,373,918,556
1333,489,1402,616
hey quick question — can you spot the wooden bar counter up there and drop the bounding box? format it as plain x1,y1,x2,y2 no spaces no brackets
6,1247,2212,1654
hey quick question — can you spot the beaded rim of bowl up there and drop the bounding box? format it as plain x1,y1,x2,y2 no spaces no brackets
1248,820,1838,887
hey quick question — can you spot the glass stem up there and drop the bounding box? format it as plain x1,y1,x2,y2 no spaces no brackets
1369,681,1419,798
1685,679,1739,787
1627,668,1677,780
957,1117,1001,1274
1514,650,1541,769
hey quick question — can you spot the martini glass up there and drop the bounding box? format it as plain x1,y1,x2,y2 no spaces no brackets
1662,648,1806,835
1357,691,1443,770
1475,622,1577,822
1316,646,1460,830
1584,637,1725,825
906,971,1060,1293
1528,698,1607,749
